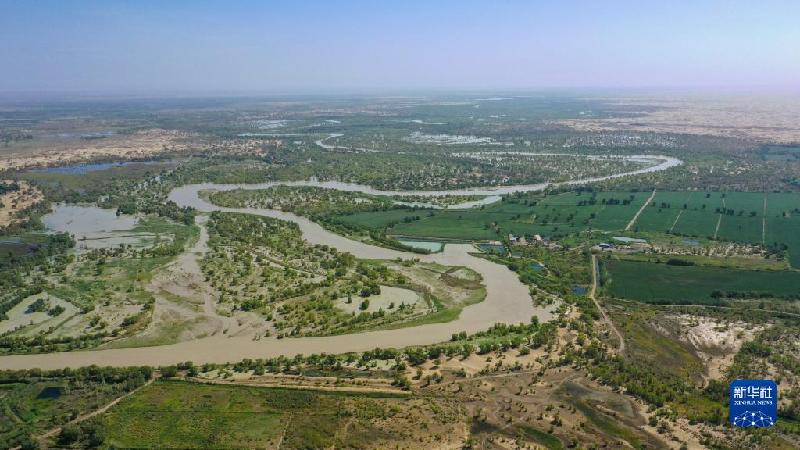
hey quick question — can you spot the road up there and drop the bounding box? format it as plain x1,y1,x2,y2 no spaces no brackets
36,378,155,444
590,255,625,354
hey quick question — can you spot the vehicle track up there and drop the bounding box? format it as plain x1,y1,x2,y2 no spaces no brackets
590,255,625,354
625,189,656,231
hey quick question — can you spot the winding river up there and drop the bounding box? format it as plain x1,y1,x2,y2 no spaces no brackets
0,154,681,370
170,153,682,209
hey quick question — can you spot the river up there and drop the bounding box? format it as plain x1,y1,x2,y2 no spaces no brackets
0,153,681,369
168,153,682,209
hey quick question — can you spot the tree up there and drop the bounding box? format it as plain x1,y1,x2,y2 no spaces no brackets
58,424,80,446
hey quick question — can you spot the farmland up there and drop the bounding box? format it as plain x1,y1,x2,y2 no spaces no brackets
1,92,800,448
604,259,800,304
327,190,800,267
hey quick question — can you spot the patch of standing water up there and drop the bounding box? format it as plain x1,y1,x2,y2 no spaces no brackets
28,161,162,175
42,204,152,251
572,286,588,295
612,236,647,244
396,239,443,253
0,293,78,335
477,243,506,255
37,386,64,399
43,204,137,236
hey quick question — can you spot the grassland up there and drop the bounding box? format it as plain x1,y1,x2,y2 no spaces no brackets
100,380,464,449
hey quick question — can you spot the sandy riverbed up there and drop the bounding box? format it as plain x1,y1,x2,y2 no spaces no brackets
0,150,682,369
0,185,555,370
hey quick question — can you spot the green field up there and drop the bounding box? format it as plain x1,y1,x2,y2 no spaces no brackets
767,216,800,268
331,191,800,267
605,259,800,304
380,191,646,240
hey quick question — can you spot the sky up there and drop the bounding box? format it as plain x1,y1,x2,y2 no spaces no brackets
1,0,798,94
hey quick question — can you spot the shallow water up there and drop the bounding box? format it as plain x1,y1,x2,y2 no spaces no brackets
42,205,152,251
1,186,555,369
396,239,443,252
37,386,64,399
43,204,137,237
169,153,681,209
0,154,682,369
612,236,647,244
476,243,506,255
572,286,588,295
29,161,161,175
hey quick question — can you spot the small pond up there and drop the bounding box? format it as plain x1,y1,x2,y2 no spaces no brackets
37,386,64,399
612,236,647,244
477,243,506,255
42,204,154,251
0,239,36,257
29,160,163,175
396,239,443,253
43,204,138,236
530,262,545,272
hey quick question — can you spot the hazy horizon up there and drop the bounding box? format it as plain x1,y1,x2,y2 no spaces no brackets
1,0,798,94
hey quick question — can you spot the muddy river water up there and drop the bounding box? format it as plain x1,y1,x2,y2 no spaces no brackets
0,154,681,369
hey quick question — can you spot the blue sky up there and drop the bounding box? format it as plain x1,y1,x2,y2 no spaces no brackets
1,0,798,93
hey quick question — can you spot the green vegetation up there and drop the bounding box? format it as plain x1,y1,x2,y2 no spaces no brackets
0,217,197,354
3,94,800,448
0,181,20,196
208,186,439,252
0,366,152,449
316,189,800,268
202,212,485,336
518,425,564,449
605,258,800,304
208,185,394,218
18,161,195,225
99,380,459,449
493,245,591,297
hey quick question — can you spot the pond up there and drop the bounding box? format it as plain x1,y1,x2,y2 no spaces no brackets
0,238,36,257
42,204,153,251
477,243,506,255
572,286,588,295
612,236,647,244
396,239,443,253
43,204,138,236
37,386,63,399
530,262,545,272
